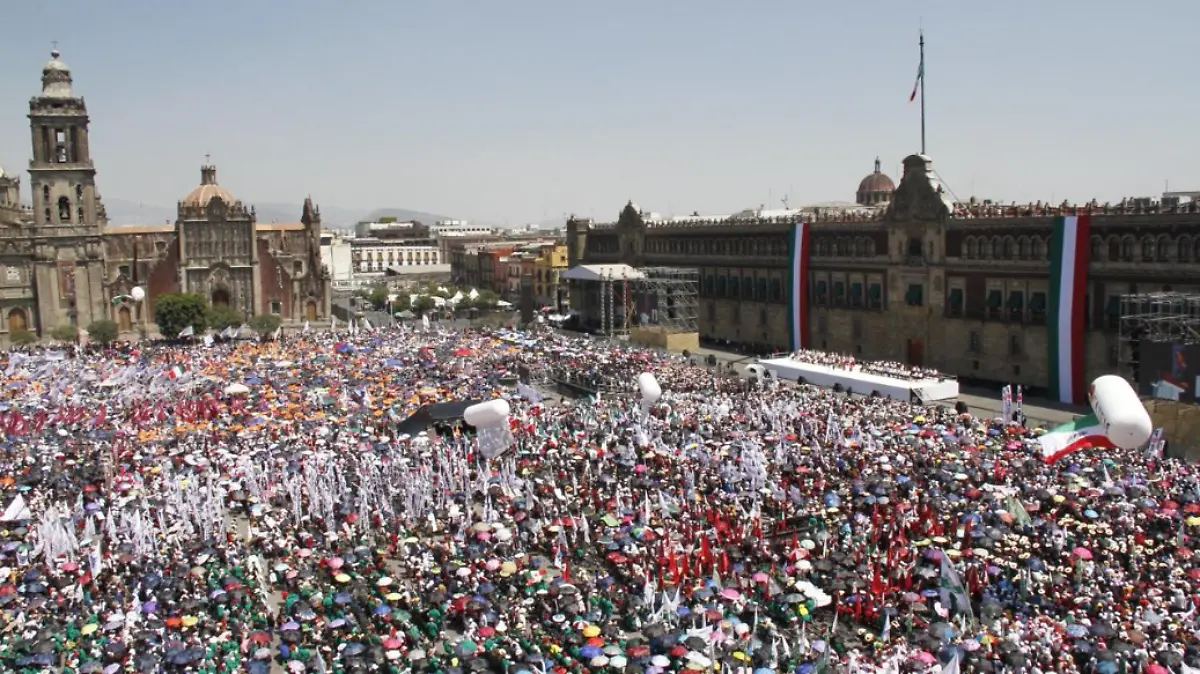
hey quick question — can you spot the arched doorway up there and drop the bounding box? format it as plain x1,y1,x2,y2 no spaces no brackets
211,288,231,308
118,306,132,333
306,301,318,322
7,308,27,334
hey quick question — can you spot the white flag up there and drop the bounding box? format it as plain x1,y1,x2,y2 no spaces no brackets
177,325,194,338
303,321,311,334
272,326,282,341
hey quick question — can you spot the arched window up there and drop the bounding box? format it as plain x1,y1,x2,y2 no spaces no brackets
1121,236,1135,262
1179,236,1192,263
57,196,71,223
1003,237,1016,259
1107,237,1120,262
980,237,992,259
1035,237,1048,259
1019,236,1032,260
1157,235,1173,261
1090,236,1103,261
42,185,49,202
991,236,1003,259
1141,236,1156,261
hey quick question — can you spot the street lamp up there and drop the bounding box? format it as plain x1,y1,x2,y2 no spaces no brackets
131,285,147,340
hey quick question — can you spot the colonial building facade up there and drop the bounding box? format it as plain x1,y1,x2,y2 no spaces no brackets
0,50,331,339
568,154,1200,395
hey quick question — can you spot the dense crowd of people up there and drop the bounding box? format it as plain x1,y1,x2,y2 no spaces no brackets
787,350,944,382
0,327,1194,674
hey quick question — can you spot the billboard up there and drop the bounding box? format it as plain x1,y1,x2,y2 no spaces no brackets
1138,340,1200,404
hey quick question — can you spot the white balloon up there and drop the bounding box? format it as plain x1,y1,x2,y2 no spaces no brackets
131,286,146,302
638,372,661,405
1089,375,1153,450
463,398,511,428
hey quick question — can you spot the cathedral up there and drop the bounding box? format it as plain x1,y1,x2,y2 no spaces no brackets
0,50,331,340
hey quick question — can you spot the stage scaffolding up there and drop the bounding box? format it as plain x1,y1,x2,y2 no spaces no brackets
1117,292,1200,383
595,266,699,338
635,267,699,334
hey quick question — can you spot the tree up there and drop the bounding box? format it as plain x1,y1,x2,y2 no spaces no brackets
367,285,390,311
207,306,243,332
154,293,208,339
86,319,118,344
9,330,36,347
413,295,437,314
475,289,500,308
249,314,283,337
50,324,79,342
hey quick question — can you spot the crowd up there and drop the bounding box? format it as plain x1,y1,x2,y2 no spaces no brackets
787,350,944,382
0,326,1194,674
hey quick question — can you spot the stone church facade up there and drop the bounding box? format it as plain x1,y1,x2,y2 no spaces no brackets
0,50,331,339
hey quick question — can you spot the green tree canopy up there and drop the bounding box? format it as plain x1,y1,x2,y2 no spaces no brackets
9,330,35,346
207,306,243,331
86,319,118,344
50,324,79,342
367,285,390,311
154,293,208,339
249,313,283,337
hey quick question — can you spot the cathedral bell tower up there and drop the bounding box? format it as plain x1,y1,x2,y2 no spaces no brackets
27,49,108,331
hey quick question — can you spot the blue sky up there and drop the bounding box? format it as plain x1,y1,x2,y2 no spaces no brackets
0,0,1195,224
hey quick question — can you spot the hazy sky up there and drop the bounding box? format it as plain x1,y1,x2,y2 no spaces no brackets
0,1,1195,224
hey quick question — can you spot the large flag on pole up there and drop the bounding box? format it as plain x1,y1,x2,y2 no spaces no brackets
909,58,924,102
787,222,811,352
1047,215,1092,404
1037,413,1114,464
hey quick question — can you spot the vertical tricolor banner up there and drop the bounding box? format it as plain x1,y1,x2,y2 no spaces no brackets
1047,214,1092,405
787,222,811,352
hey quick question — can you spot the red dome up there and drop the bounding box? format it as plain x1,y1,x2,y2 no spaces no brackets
856,157,895,206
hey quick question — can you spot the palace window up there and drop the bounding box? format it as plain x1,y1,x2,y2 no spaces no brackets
946,288,964,317
1029,292,1047,322
985,290,1003,319
1105,296,1121,330
868,283,883,310
756,278,767,302
813,280,828,304
769,279,782,302
832,281,846,306
270,300,282,315
968,330,982,353
57,196,71,223
849,282,863,308
1008,291,1025,321
904,284,924,307
1009,334,1024,357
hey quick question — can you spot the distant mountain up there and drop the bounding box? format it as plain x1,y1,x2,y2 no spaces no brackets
359,208,454,225
102,199,453,230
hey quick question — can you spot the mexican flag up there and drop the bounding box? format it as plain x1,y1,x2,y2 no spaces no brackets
1047,214,1092,405
1038,413,1114,464
787,222,812,351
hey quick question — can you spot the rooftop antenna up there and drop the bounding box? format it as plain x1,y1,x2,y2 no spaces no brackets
781,195,791,210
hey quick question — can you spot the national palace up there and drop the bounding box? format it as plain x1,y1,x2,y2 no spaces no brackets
566,153,1200,394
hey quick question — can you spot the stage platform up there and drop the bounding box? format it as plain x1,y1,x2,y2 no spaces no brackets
758,358,960,402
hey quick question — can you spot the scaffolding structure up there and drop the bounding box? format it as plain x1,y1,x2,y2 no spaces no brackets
632,267,700,333
1117,292,1200,383
598,268,634,338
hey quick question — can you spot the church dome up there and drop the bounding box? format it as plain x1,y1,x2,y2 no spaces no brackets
181,164,238,208
40,49,74,99
856,157,895,206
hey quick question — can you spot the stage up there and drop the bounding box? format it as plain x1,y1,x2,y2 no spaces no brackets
758,358,960,402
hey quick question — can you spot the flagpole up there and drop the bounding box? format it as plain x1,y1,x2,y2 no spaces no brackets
919,31,926,155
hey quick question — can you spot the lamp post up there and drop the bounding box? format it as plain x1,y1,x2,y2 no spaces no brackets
131,285,147,340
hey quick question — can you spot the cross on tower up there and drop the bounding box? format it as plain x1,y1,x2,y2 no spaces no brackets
205,153,211,165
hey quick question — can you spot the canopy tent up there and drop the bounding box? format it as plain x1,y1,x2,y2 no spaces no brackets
394,399,482,436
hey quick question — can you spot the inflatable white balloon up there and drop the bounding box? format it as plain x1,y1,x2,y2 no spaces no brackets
131,286,146,302
463,398,511,428
1089,375,1153,450
638,373,662,406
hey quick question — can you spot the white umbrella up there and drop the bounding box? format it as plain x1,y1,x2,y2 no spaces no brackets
224,383,251,395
